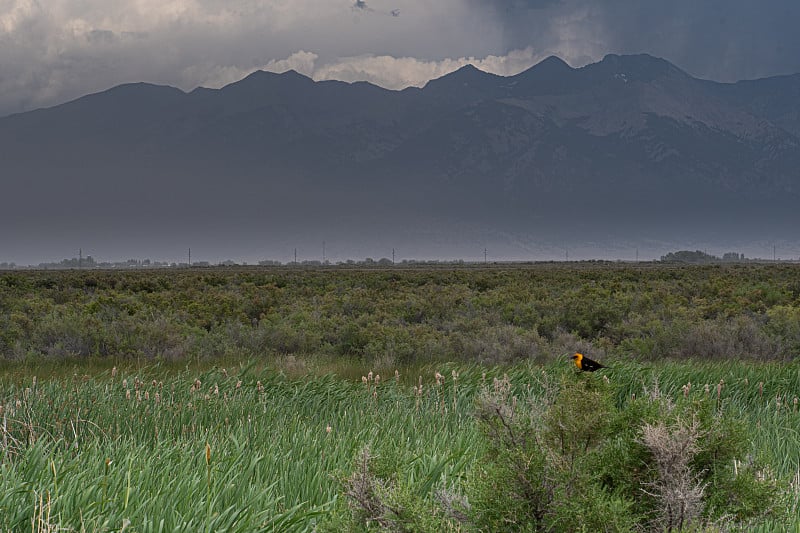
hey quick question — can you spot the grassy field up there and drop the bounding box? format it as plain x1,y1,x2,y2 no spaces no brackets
1,264,799,531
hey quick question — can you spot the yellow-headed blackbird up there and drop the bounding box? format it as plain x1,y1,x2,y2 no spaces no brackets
571,352,608,372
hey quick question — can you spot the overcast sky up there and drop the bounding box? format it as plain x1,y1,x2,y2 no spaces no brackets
2,0,800,117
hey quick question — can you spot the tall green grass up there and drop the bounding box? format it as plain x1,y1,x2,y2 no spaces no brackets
1,359,798,531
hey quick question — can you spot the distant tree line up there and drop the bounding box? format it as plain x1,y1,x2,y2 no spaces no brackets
660,250,748,263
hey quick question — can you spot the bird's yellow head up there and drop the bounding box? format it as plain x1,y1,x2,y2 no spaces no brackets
571,352,583,369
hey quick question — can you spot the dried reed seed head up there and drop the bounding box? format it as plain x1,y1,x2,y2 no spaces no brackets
361,376,367,384
257,381,264,392
236,380,242,389
15,399,21,408
152,379,157,388
111,367,117,378
222,368,228,378
154,392,161,404
122,379,128,389
125,390,131,400
326,424,332,434
205,443,211,465
144,391,150,401
105,458,112,467
32,376,37,387
214,384,219,395
451,370,458,380
374,375,380,384
368,371,373,381
394,369,400,381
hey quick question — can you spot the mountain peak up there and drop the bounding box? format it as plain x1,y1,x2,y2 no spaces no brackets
535,55,573,71
424,64,500,87
588,53,686,82
508,55,579,95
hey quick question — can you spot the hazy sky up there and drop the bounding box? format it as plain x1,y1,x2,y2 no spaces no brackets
2,0,800,117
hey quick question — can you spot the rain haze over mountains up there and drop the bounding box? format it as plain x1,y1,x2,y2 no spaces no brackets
2,0,800,265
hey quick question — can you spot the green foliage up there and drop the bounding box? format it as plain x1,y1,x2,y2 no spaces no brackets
3,263,800,365
464,373,793,532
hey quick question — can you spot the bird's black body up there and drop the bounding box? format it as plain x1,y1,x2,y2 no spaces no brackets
571,352,608,372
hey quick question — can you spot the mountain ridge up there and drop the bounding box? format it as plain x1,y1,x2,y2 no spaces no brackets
2,53,800,263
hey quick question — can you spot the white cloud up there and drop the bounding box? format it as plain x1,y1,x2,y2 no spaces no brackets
181,51,319,90
313,47,548,89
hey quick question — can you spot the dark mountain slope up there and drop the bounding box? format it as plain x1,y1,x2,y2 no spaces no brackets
2,54,800,261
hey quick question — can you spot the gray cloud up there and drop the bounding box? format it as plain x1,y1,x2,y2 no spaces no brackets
472,0,800,82
1,0,799,117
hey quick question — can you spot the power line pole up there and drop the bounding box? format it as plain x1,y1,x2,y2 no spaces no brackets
188,248,191,267
484,248,487,264
322,241,326,264
392,248,395,265
294,248,297,265
78,248,82,269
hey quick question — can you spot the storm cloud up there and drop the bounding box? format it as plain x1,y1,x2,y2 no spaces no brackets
1,0,799,117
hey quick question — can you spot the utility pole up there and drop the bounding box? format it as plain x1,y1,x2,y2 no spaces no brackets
294,248,297,265
773,244,776,262
322,241,326,264
635,247,639,263
79,248,82,269
392,248,395,266
484,248,488,264
188,248,191,267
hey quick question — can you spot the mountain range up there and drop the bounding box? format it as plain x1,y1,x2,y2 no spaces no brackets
2,53,800,263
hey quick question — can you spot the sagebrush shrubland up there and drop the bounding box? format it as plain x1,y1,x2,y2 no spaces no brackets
2,264,800,365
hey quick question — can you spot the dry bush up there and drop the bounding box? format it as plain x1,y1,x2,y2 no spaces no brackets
640,418,706,532
343,447,405,532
